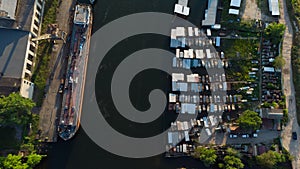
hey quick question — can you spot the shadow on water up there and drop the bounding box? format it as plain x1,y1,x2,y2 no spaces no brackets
38,0,212,168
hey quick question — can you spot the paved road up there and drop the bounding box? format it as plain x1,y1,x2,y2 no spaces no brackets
278,0,300,168
38,0,75,142
208,129,280,145
225,130,280,145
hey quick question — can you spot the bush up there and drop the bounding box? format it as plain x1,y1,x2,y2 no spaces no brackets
282,109,288,126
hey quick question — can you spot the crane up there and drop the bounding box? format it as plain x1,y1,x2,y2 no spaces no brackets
31,24,67,43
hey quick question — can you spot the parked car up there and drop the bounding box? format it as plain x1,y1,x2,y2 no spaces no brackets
58,78,65,94
229,134,238,138
251,60,259,64
292,132,297,140
242,134,249,138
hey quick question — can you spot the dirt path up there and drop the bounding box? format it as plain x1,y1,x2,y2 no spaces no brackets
278,0,300,168
240,0,274,21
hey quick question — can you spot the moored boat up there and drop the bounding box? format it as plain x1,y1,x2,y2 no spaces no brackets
58,3,93,141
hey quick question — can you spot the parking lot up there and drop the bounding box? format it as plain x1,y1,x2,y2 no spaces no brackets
207,129,280,145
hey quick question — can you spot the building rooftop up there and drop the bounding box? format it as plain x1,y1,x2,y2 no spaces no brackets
0,28,30,78
0,0,18,19
229,9,239,15
261,108,283,119
0,77,20,96
174,0,190,16
268,0,279,16
230,0,241,7
74,4,90,25
0,0,36,31
202,0,218,26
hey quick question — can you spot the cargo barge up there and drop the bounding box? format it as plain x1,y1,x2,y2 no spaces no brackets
58,4,92,140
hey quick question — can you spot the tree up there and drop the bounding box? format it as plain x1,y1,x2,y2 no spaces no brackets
0,93,36,125
20,143,35,154
273,55,286,69
256,150,286,169
26,153,43,168
237,110,262,132
219,155,244,169
271,101,279,109
0,156,5,168
193,146,217,167
282,109,288,125
2,154,28,169
1,153,44,169
226,147,241,158
264,23,286,44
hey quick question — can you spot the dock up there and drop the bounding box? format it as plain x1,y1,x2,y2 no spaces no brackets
174,0,190,16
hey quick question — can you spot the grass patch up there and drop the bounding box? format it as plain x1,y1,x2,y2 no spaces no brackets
32,0,59,106
221,0,261,34
256,0,271,18
220,0,239,25
32,43,53,106
0,126,19,150
221,39,260,82
41,0,59,33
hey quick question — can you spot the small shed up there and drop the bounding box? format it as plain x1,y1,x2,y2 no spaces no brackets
229,9,239,15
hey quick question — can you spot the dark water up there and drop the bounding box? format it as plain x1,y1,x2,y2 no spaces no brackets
38,0,210,169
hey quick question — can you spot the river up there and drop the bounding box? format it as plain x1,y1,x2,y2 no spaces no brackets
38,0,211,168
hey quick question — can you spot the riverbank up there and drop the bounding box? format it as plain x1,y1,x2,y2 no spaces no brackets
37,0,75,143
287,0,300,126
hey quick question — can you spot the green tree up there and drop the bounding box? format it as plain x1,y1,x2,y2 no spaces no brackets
264,23,286,44
237,110,262,132
0,156,5,168
20,143,35,154
0,93,35,125
193,146,217,167
2,154,28,169
256,150,286,169
26,153,43,168
226,147,241,158
219,155,244,169
271,101,279,109
1,153,44,169
273,55,286,69
282,109,288,125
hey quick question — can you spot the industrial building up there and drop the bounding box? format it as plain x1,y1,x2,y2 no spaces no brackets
0,0,45,98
